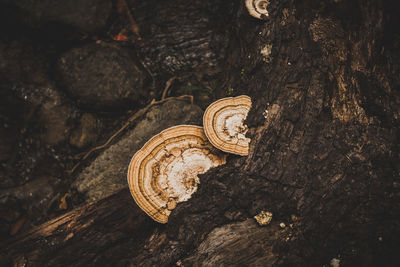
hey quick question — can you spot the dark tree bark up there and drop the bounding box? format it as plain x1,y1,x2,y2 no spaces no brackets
2,189,157,266
3,0,400,266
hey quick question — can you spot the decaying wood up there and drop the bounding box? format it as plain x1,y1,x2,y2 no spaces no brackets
181,219,281,266
2,189,156,266
117,0,234,77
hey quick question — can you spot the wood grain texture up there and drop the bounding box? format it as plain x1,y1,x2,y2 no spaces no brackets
2,189,156,266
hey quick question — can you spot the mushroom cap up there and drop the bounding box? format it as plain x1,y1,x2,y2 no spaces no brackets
245,0,270,19
127,125,226,223
203,95,252,156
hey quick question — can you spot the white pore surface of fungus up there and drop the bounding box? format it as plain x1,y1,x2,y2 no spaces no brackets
215,108,249,145
158,148,215,202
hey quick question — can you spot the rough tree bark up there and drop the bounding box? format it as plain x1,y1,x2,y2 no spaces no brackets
2,0,400,266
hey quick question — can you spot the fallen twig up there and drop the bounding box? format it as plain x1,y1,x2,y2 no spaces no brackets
68,94,193,174
161,76,177,100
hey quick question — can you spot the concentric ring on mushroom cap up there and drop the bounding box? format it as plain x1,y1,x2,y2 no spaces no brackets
245,0,270,19
203,95,252,156
127,125,226,223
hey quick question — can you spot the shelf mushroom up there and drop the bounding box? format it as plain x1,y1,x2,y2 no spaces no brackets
203,95,252,156
245,0,270,19
127,125,226,223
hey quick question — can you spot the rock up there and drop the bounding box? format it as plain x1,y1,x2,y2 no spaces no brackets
1,0,112,33
0,196,22,223
0,40,75,188
0,82,32,165
0,218,10,239
180,219,280,266
0,124,17,162
57,42,149,110
0,84,75,187
0,176,60,222
0,86,34,188
13,85,76,145
38,87,75,145
72,99,203,203
0,40,48,85
69,113,102,149
0,40,74,145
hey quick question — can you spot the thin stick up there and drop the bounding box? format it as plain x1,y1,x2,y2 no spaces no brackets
161,76,176,100
68,95,193,174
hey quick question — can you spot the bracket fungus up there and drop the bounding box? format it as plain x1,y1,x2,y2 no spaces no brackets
245,0,270,19
203,95,252,156
127,125,226,223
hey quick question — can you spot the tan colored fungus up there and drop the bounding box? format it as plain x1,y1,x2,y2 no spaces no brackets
127,125,226,223
245,0,270,19
254,211,273,226
203,95,252,156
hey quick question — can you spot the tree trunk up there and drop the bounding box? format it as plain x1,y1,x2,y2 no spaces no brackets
3,0,400,266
